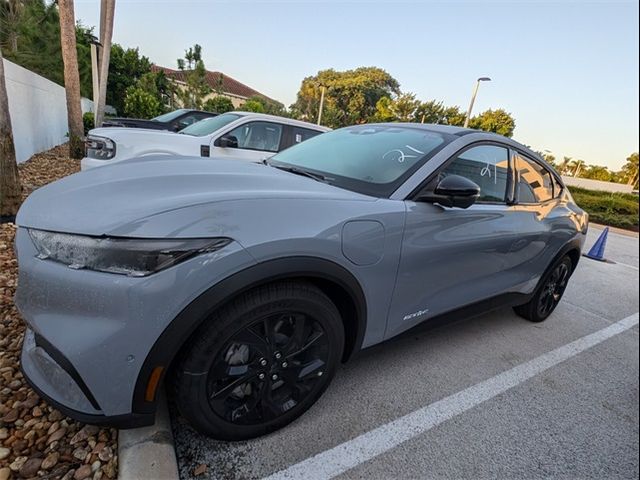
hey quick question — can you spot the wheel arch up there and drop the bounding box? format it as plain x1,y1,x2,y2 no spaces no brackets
533,237,583,297
131,256,368,415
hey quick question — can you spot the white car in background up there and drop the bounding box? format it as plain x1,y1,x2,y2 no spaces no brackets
81,112,330,170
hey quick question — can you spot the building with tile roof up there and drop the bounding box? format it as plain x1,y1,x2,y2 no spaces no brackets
151,65,280,108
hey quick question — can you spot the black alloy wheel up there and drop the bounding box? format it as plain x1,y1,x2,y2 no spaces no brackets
537,261,570,318
174,281,344,440
514,255,573,322
207,312,330,425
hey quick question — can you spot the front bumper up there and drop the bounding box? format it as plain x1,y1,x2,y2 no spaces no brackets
21,328,153,428
14,227,256,426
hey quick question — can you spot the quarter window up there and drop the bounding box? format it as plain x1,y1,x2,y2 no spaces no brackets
440,145,510,203
291,127,322,145
553,176,563,198
225,121,283,153
515,153,553,203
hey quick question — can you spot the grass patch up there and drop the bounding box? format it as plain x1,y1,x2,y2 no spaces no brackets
568,187,639,230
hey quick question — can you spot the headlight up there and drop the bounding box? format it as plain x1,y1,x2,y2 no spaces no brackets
85,135,116,160
28,229,231,277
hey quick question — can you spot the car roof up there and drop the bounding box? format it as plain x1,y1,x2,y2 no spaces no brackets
231,112,331,132
358,122,544,162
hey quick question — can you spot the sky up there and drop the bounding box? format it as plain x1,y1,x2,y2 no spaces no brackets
74,0,639,171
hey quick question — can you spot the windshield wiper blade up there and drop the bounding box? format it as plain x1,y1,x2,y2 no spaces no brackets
269,164,328,183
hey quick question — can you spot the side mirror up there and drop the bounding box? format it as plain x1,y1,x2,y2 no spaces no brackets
418,174,480,209
216,135,238,148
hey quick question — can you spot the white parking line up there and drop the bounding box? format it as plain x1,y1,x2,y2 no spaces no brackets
264,312,639,480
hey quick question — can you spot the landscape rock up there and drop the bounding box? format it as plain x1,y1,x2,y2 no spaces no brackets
0,145,117,480
18,457,42,478
74,464,93,480
41,451,59,470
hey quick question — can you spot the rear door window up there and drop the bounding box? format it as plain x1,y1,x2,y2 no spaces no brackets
514,153,553,203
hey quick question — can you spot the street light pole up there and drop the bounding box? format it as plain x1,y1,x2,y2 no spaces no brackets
317,86,326,126
463,77,491,128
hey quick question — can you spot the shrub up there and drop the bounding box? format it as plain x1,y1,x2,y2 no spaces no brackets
123,86,163,119
568,187,639,230
83,111,95,135
203,96,234,114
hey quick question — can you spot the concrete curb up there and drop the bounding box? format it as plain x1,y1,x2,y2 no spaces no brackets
590,222,639,238
118,389,179,480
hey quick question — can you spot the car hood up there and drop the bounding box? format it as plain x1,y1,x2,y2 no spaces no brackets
17,157,372,236
101,118,166,129
89,126,184,139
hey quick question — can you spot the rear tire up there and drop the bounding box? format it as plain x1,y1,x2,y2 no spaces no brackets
173,281,344,440
514,255,573,322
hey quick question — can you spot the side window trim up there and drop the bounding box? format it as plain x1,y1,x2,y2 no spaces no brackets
412,141,514,206
512,149,558,205
279,125,293,152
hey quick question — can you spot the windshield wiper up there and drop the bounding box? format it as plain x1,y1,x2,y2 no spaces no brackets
268,163,328,183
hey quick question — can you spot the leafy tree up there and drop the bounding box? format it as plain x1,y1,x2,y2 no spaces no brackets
374,93,420,122
106,44,151,115
291,67,400,128
413,100,446,124
238,95,286,116
122,71,165,118
176,44,210,109
582,164,614,182
203,96,234,114
468,109,515,137
238,98,265,113
621,152,639,188
123,86,161,119
0,0,93,97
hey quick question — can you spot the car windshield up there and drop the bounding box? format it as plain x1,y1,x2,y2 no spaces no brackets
268,125,450,197
152,109,189,122
179,113,242,137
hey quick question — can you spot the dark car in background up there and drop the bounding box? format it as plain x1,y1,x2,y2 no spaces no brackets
102,108,217,131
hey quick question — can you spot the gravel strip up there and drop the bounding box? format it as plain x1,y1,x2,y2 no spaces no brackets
1,145,119,480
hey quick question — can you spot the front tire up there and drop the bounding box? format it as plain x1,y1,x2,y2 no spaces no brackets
514,255,573,322
173,281,344,440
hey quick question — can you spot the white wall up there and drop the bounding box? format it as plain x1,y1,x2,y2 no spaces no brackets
3,59,93,163
561,175,635,194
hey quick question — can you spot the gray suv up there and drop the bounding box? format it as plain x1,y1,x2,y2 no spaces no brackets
15,124,588,440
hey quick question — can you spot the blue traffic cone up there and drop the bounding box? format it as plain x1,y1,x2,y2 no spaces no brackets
583,227,609,261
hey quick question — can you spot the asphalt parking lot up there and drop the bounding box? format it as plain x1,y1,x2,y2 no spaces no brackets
171,225,639,480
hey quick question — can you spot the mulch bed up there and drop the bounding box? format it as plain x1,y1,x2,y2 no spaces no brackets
1,144,118,480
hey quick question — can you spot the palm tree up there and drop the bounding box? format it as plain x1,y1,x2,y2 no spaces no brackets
583,165,612,182
558,156,572,175
567,159,584,177
57,0,84,159
0,45,22,219
622,152,639,187
1,0,24,54
95,0,115,127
